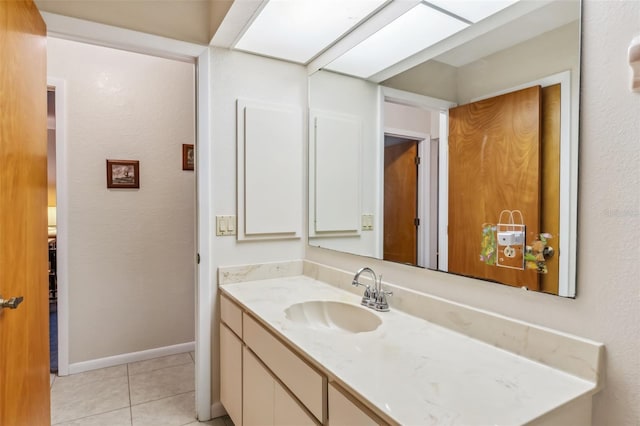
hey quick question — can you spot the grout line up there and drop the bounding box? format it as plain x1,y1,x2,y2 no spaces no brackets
127,363,133,426
129,390,196,408
51,406,131,426
128,360,195,378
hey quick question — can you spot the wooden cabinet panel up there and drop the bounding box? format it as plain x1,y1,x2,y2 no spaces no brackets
328,382,386,426
243,313,326,423
243,346,275,426
221,295,243,338
274,380,319,426
220,324,242,426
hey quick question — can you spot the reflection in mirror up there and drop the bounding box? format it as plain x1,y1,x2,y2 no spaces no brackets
308,0,580,297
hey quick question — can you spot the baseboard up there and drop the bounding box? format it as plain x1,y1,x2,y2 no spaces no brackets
211,401,228,419
67,341,195,375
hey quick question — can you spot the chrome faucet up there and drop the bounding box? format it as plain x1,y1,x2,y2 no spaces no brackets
352,267,392,312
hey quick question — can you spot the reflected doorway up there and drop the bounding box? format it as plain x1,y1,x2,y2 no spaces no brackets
47,88,58,374
383,137,419,265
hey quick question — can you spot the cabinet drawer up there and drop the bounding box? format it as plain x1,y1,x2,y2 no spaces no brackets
243,313,327,423
221,294,243,337
328,382,387,426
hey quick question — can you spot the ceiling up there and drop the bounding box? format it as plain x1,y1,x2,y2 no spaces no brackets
35,0,235,45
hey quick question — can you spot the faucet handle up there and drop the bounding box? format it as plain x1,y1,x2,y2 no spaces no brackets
374,288,392,312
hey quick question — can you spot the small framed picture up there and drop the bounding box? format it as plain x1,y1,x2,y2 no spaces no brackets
106,159,140,189
183,144,194,171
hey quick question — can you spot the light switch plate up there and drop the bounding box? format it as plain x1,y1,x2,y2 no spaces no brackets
216,215,237,236
362,214,374,231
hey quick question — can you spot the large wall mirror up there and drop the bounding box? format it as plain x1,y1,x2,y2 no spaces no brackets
308,0,581,297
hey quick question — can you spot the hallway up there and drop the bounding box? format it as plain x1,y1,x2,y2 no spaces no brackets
50,353,232,426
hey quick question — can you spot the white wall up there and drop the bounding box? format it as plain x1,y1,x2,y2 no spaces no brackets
209,48,307,402
381,59,458,102
47,37,196,363
384,102,431,135
308,70,380,257
456,21,580,104
382,21,579,108
306,1,640,424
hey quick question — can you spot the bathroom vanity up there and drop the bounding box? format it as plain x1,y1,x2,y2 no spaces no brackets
218,261,604,426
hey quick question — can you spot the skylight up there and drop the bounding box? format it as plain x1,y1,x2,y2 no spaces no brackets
234,0,388,64
325,3,469,78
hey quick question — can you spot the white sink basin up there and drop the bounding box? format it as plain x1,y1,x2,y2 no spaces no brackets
284,300,381,334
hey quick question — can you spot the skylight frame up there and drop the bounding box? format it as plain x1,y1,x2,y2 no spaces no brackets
325,2,470,79
233,0,390,64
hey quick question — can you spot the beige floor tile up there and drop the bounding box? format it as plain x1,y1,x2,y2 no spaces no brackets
129,362,195,405
51,375,130,424
54,365,127,388
131,391,195,426
222,415,235,426
52,407,131,426
128,353,193,376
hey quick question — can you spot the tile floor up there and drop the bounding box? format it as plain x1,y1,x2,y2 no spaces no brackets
50,352,233,426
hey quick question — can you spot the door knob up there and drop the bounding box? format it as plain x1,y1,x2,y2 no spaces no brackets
0,295,24,310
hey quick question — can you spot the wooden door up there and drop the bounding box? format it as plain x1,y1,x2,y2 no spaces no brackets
0,1,50,425
448,86,541,290
540,84,561,293
383,139,418,265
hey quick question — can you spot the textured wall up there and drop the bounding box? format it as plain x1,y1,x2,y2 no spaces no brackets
47,37,196,363
307,1,640,424
209,48,307,401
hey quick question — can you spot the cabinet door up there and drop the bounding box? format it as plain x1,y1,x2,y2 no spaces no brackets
328,382,386,426
220,325,242,426
243,346,274,426
274,381,319,426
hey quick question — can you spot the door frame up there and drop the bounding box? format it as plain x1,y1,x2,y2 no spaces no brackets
379,86,457,270
47,77,69,376
42,13,213,420
382,131,432,268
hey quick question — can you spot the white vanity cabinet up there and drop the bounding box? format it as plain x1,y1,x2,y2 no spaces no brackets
221,294,326,426
219,272,604,426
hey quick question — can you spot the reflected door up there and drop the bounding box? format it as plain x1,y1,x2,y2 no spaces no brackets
448,86,542,289
384,139,418,265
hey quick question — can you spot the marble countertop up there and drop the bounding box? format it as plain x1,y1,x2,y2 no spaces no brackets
220,276,596,425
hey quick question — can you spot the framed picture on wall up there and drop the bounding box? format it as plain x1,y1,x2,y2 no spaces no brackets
183,144,194,171
106,159,140,189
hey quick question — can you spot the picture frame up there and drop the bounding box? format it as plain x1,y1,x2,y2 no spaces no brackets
106,159,140,189
182,144,194,171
